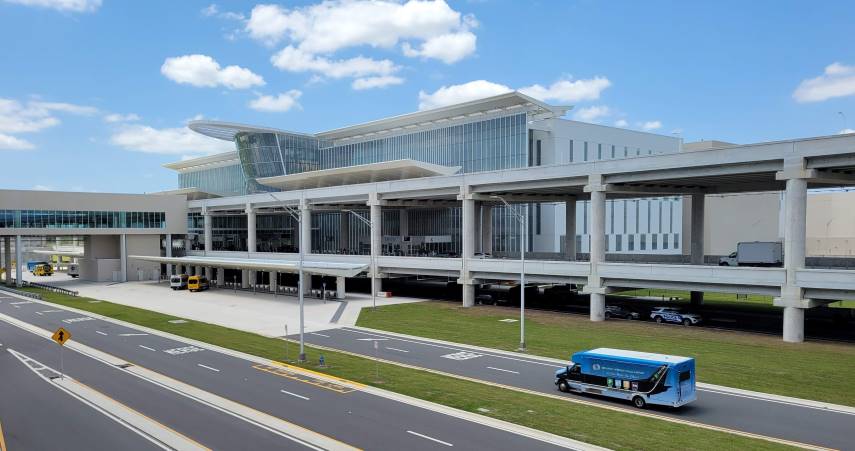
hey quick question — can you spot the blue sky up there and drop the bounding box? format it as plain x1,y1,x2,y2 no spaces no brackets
1,0,854,194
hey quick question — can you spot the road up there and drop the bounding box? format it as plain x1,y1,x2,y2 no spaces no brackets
0,294,580,451
294,326,855,450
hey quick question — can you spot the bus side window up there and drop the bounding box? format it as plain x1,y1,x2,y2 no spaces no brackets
568,364,583,381
679,371,691,382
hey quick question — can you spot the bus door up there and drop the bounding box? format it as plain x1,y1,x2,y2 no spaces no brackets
677,364,693,401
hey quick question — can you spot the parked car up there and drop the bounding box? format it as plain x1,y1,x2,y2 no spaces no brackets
605,305,640,320
649,307,702,326
170,274,189,290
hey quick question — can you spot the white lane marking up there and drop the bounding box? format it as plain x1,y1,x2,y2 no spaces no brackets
119,333,148,337
356,338,388,341
39,309,63,313
406,430,453,447
342,328,563,368
385,347,409,353
10,301,33,305
309,332,330,338
35,311,43,316
63,317,95,324
487,366,519,374
698,388,855,416
441,351,482,361
163,346,204,356
95,331,108,336
197,363,220,372
138,345,157,352
280,389,310,400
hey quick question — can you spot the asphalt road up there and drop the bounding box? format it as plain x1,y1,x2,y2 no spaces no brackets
294,326,855,451
0,294,576,451
0,319,316,450
0,332,161,451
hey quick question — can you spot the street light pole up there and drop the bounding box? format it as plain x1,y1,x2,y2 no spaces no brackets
270,194,306,362
343,210,375,310
492,195,527,351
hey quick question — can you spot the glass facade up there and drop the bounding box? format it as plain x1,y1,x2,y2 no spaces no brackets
235,131,321,193
319,113,527,173
179,164,247,197
0,210,165,229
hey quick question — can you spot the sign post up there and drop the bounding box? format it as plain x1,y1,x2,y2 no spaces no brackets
284,324,289,363
51,327,71,379
373,340,379,381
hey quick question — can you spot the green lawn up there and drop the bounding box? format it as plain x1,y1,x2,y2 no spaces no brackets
357,301,855,407
21,288,794,451
614,288,855,309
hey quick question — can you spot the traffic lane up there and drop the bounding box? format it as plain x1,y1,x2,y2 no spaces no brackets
299,327,854,450
0,301,570,451
0,336,160,451
0,321,313,451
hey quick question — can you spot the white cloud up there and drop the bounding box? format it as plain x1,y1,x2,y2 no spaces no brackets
246,1,473,55
793,62,855,103
161,54,265,90
248,90,302,112
0,133,34,150
352,75,404,90
271,46,398,79
402,31,476,64
110,124,234,156
0,97,97,149
3,0,100,12
614,119,628,127
418,80,512,110
201,3,218,16
201,3,244,20
639,120,662,131
519,77,611,103
840,128,855,134
418,77,612,110
104,113,140,123
572,105,611,123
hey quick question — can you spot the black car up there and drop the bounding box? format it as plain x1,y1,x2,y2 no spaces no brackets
605,305,640,320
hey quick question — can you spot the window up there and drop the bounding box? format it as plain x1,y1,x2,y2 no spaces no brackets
673,233,680,249
569,140,574,163
611,145,615,159
652,234,658,250
584,142,588,161
615,234,623,252
640,234,647,251
663,234,669,250
628,234,635,251
597,143,602,160
536,140,542,166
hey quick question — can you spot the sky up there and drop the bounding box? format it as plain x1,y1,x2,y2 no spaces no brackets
1,0,855,194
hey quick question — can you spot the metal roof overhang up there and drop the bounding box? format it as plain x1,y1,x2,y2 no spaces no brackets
129,255,368,278
256,159,461,191
151,187,223,201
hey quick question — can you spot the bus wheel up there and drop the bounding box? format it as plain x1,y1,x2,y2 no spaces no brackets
632,396,646,409
558,381,569,393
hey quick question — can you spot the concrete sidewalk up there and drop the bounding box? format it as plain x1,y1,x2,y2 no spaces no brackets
35,275,422,337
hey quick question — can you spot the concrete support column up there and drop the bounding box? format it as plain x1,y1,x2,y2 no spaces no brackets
339,212,350,252
399,209,408,254
270,272,277,293
300,201,311,255
336,276,346,299
368,194,383,293
584,176,607,321
690,193,705,306
204,267,212,279
774,160,810,343
241,269,249,289
15,235,23,287
195,266,203,277
203,208,213,254
481,205,493,255
119,234,127,283
246,204,256,253
459,186,476,307
3,236,11,286
217,267,225,287
165,234,173,276
564,198,576,260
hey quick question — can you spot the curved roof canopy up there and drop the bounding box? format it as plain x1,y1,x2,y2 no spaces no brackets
257,159,461,191
188,121,312,142
129,255,368,278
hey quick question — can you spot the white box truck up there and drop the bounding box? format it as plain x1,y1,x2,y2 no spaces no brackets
719,241,783,267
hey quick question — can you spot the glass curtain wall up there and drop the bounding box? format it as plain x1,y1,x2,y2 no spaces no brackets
236,131,320,194
179,165,247,197
0,210,165,229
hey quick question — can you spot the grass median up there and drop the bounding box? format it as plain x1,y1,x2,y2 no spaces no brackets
357,301,855,407
614,288,855,309
21,287,794,451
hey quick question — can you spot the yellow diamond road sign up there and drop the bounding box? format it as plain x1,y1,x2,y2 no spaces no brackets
52,327,71,346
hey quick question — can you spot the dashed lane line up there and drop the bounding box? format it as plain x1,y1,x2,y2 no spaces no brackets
96,331,108,336
280,390,310,401
197,364,220,373
139,345,157,352
487,367,520,374
406,430,453,447
385,347,409,353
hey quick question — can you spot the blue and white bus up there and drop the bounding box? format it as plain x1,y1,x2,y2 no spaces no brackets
554,348,696,408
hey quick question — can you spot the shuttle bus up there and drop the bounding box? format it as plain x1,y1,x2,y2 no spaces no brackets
554,348,696,408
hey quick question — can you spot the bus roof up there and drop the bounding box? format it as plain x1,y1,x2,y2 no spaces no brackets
579,348,693,365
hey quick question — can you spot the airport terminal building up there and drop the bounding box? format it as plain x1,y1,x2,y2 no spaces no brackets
3,92,855,343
